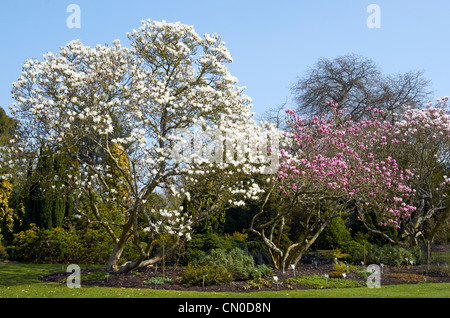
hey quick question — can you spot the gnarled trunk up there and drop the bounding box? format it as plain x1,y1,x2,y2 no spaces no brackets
107,217,134,273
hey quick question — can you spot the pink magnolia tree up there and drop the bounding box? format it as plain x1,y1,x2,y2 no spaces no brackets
391,98,450,246
251,102,417,268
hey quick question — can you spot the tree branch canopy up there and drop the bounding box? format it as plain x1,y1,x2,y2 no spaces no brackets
291,54,431,121
2,19,281,273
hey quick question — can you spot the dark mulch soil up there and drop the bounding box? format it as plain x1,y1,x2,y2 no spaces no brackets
41,262,450,293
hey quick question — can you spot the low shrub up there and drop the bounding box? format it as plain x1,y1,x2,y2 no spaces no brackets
333,260,357,273
191,247,272,279
181,264,234,286
243,277,272,290
352,244,421,267
328,270,344,279
10,224,140,264
355,269,370,279
11,224,82,263
249,264,273,279
185,233,236,263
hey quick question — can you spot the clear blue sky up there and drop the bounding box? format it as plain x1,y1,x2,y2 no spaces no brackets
1,0,449,117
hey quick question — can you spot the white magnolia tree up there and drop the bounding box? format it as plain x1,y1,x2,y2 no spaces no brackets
3,20,280,273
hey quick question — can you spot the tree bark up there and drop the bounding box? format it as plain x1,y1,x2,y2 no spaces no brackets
107,217,134,273
114,235,180,273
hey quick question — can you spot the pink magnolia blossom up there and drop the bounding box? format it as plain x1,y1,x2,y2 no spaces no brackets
276,102,418,228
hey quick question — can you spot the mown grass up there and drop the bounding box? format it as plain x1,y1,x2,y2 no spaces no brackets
285,274,367,289
0,263,449,298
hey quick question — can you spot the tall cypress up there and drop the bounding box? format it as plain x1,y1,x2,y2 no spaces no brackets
24,148,75,229
52,152,71,228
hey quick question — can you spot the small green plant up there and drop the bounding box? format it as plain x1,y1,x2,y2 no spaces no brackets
333,260,357,273
281,282,294,289
355,269,370,279
243,277,272,290
329,270,343,279
191,247,271,279
144,276,172,285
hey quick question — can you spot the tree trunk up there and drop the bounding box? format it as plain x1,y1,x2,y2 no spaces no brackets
289,201,342,266
268,248,283,270
426,240,431,273
107,218,134,273
289,220,330,267
111,234,181,273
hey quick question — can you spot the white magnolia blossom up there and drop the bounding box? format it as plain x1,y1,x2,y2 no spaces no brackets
1,19,282,272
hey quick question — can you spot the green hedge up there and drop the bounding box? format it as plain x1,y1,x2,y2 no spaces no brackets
9,223,139,264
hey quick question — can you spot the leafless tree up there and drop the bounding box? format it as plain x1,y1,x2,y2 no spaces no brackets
291,54,432,121
375,70,432,119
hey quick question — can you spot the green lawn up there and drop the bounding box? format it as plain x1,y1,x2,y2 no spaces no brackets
0,263,449,298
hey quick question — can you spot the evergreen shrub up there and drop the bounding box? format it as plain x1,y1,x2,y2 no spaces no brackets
191,247,272,279
181,264,234,286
